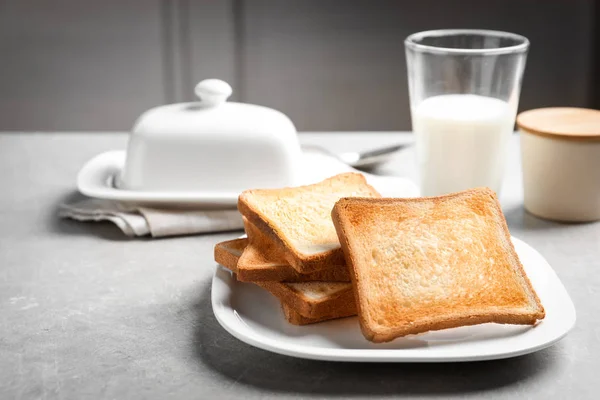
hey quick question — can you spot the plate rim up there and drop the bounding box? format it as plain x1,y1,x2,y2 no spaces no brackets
211,237,576,362
76,150,240,205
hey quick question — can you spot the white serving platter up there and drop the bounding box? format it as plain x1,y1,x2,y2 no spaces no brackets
212,237,575,362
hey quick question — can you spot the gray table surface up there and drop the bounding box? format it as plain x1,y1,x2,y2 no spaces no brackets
0,132,598,400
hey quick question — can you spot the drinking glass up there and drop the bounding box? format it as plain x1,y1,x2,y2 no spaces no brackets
405,29,529,196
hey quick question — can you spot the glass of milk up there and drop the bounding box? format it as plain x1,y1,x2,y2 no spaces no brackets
405,30,529,196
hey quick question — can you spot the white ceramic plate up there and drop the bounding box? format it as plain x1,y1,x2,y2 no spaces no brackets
212,237,575,362
76,150,418,207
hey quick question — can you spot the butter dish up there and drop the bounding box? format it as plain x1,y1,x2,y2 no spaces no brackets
76,78,419,206
118,79,302,193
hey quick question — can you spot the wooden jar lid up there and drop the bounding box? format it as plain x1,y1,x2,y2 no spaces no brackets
516,107,600,141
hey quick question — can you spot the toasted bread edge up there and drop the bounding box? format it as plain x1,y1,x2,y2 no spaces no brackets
257,280,355,319
214,239,247,273
237,173,375,273
282,303,355,325
332,188,546,343
238,218,352,282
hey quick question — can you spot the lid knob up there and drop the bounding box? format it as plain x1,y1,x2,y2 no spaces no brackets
194,79,232,107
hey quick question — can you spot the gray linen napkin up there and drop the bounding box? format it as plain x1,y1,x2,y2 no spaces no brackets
58,199,243,237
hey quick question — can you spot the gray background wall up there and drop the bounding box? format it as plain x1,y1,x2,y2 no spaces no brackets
0,0,597,131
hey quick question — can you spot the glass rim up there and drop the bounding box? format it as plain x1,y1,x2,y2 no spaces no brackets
405,29,529,55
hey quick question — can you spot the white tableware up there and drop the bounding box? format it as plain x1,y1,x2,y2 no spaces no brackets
517,107,600,222
77,149,419,207
405,30,529,196
212,237,575,362
119,79,303,193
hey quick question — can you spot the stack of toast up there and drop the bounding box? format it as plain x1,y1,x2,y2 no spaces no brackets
214,172,545,343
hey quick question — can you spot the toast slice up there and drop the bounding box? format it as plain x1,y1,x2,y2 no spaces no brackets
238,173,380,273
213,238,246,273
257,280,355,319
281,303,351,325
214,238,356,320
238,218,350,282
332,188,545,343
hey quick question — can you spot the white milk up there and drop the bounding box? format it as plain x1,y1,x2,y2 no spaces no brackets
411,94,515,196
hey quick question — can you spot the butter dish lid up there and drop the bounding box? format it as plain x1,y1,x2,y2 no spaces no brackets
517,107,600,142
132,79,296,137
120,79,302,193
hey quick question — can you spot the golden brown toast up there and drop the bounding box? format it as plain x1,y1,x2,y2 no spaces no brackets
281,303,352,325
213,238,246,273
238,173,380,273
257,280,355,319
214,238,356,320
332,188,545,343
238,218,350,282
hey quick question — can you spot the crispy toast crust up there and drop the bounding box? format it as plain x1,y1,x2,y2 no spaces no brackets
213,238,246,272
332,188,545,343
238,173,380,273
281,303,353,325
214,238,357,319
257,281,355,319
238,219,350,282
